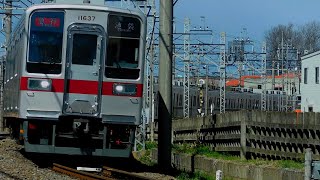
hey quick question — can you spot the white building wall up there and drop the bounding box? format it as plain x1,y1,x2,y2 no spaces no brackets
244,77,299,95
301,51,320,112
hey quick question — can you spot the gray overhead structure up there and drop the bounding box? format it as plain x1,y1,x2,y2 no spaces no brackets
219,32,226,113
134,0,154,150
261,42,267,111
183,17,190,118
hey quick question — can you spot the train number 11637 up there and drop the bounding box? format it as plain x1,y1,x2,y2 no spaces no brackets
78,15,95,21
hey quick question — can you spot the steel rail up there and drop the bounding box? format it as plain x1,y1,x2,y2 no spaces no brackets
103,166,151,180
53,163,113,180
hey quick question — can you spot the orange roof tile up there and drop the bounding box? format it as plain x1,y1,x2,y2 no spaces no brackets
226,79,240,87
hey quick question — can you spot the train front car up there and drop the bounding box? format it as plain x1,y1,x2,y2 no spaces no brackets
9,3,146,157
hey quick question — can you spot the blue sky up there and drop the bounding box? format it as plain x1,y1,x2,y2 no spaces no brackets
2,0,320,59
174,0,320,42
4,0,320,43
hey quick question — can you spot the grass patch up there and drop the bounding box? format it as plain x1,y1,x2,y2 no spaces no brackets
177,171,215,180
172,143,240,161
137,150,156,166
276,160,304,169
146,141,157,150
246,158,303,169
141,142,304,170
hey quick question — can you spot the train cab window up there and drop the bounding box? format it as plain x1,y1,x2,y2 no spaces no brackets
106,15,141,79
72,34,97,65
27,11,64,74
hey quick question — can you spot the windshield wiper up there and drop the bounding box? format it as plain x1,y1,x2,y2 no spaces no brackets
41,58,61,65
115,60,122,69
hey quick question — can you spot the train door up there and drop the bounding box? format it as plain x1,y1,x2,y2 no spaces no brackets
63,24,105,116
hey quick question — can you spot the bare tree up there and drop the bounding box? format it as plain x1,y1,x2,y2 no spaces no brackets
265,21,320,56
265,23,297,58
300,21,320,53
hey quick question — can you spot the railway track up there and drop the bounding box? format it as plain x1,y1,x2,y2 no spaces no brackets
53,163,152,180
0,132,10,140
53,163,111,180
103,166,150,180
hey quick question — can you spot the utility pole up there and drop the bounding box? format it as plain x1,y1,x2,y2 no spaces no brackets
149,0,155,142
158,0,173,171
183,17,190,118
147,0,156,142
272,59,275,90
261,42,267,111
219,32,226,113
205,65,208,116
1,0,12,132
281,32,284,111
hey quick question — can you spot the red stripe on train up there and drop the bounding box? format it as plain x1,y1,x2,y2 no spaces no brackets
101,82,143,97
20,77,64,92
19,77,143,97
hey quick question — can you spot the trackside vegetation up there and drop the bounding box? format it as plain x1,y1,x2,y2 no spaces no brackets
138,142,304,179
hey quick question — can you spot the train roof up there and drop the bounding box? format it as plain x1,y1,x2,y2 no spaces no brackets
25,2,146,19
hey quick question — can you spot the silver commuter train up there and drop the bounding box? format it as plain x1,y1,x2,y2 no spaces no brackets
3,0,146,157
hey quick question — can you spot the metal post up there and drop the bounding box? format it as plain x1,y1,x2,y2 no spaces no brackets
158,0,173,171
281,33,284,111
149,43,155,142
149,0,156,142
219,32,226,113
183,17,190,118
205,66,208,116
272,60,275,90
134,0,154,151
1,1,12,132
5,1,12,45
304,148,312,180
0,57,4,132
261,42,266,111
240,114,247,160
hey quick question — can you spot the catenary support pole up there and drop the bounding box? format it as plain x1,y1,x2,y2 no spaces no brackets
1,1,12,132
158,0,173,171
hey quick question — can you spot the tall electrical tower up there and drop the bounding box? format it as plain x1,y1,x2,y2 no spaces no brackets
183,17,190,118
134,0,156,150
219,32,226,113
261,42,267,111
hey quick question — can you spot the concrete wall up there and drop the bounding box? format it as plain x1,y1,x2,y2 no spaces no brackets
170,111,320,160
148,149,304,180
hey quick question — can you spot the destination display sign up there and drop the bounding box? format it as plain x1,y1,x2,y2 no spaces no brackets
108,15,140,38
35,17,61,28
31,11,64,32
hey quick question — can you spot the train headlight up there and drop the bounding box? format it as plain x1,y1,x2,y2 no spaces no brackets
28,78,52,91
115,85,124,92
113,83,137,96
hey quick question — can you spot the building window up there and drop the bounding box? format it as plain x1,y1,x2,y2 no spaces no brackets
258,85,262,89
316,67,319,84
304,68,308,84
